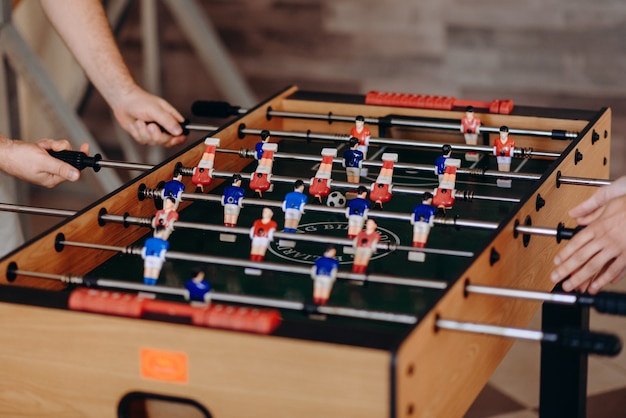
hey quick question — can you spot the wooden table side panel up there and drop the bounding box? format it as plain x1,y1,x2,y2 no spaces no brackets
394,109,611,418
0,303,390,418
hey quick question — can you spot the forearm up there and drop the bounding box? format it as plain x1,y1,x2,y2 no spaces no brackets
40,0,137,106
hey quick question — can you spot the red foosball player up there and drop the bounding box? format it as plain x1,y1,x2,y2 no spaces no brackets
250,143,278,196
438,157,461,190
309,148,337,202
352,219,380,274
141,226,169,285
151,196,179,240
494,125,514,172
346,186,370,239
411,192,436,248
222,173,245,227
191,137,220,192
370,153,397,207
311,245,339,305
460,106,481,161
350,115,371,159
433,187,455,211
249,208,277,262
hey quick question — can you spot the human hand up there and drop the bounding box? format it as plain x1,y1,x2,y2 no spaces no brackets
551,193,626,294
566,176,626,225
111,86,187,147
2,138,90,188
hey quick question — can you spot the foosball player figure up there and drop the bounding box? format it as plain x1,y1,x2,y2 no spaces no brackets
493,125,514,188
494,125,514,171
460,106,481,161
141,225,169,285
222,174,245,227
370,152,397,207
249,208,277,262
309,148,337,202
162,168,185,210
342,136,364,183
350,115,371,158
185,266,211,303
346,186,370,239
250,142,278,196
282,180,307,233
191,137,220,192
433,187,455,213
255,129,271,160
411,192,436,248
152,196,179,240
438,157,461,190
352,219,380,274
311,245,339,305
435,144,452,183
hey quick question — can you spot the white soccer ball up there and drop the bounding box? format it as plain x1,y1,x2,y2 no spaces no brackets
326,191,346,208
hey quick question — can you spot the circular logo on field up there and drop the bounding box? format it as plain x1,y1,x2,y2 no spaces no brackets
268,221,400,265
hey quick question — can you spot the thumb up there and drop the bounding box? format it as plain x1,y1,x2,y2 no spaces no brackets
55,161,80,182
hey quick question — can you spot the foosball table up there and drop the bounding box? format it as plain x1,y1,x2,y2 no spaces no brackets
0,85,620,417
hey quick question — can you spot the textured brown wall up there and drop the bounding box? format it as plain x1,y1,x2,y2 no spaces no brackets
100,1,626,177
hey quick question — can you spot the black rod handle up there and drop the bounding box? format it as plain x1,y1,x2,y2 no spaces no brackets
578,291,626,316
48,150,101,172
555,328,621,356
192,101,242,118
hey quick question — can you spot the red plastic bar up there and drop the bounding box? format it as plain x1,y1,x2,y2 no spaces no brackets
68,288,282,334
365,91,514,114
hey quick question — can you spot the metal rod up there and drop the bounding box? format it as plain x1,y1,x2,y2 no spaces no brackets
101,212,475,258
0,203,74,217
558,176,611,187
234,148,543,182
12,269,416,324
515,225,557,237
436,318,545,341
239,127,561,159
259,109,578,140
184,123,219,132
97,160,154,171
57,240,449,291
466,284,578,304
201,169,523,205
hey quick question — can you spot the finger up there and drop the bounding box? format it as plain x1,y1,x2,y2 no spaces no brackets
561,245,619,292
145,123,173,146
552,233,601,286
148,113,184,138
162,134,187,148
569,195,605,219
129,120,152,145
51,158,80,183
79,142,90,155
589,257,626,294
574,209,605,226
50,139,72,152
553,227,595,268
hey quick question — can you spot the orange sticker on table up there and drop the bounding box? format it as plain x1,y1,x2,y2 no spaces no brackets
140,348,188,384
